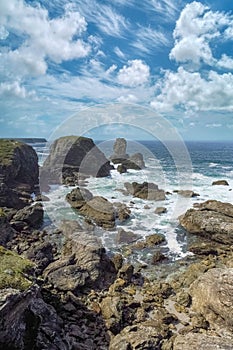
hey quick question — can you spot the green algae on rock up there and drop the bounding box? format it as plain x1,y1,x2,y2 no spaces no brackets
0,246,34,291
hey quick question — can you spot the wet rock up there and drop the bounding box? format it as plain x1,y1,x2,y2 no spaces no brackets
66,187,93,209
155,206,167,214
0,285,70,349
175,190,199,198
173,332,233,350
41,136,113,187
151,251,167,264
0,139,39,209
11,203,44,229
117,164,127,174
116,228,139,244
189,267,233,332
124,181,166,201
212,179,229,186
179,200,233,244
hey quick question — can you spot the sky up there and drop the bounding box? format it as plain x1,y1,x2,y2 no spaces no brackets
0,0,233,141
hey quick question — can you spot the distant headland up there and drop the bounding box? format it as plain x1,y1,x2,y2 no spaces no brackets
0,137,47,143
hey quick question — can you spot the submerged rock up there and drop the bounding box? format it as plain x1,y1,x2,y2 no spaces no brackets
124,181,166,201
0,139,39,209
41,136,113,187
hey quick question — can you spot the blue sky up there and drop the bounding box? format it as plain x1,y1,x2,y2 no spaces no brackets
0,0,233,141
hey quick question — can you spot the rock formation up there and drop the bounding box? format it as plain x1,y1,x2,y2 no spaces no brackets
66,187,130,228
41,136,113,187
110,138,128,163
179,200,233,244
0,139,39,209
124,181,166,201
110,138,145,170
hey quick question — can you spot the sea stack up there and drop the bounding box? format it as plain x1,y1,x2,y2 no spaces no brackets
40,136,113,187
110,138,145,170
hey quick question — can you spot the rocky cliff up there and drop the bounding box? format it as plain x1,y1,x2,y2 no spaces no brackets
0,139,39,209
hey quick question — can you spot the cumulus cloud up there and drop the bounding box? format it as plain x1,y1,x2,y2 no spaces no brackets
118,60,150,87
0,81,36,99
170,1,233,67
151,67,233,112
218,54,233,70
0,1,90,78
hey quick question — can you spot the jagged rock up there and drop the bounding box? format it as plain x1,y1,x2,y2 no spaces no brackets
189,268,233,333
41,136,113,187
114,202,131,222
212,179,229,186
26,241,54,274
0,215,16,247
116,228,139,244
127,153,145,169
133,233,166,249
124,181,166,201
155,206,167,214
173,333,233,350
0,285,70,349
66,187,93,209
11,203,44,229
0,139,39,209
44,231,116,292
151,251,167,264
179,200,233,244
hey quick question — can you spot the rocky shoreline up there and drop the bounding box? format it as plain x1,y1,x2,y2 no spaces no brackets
0,137,232,349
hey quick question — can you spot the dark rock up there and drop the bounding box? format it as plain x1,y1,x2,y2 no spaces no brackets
41,136,113,187
35,194,50,202
0,215,16,247
12,203,44,229
0,139,39,209
155,206,167,214
116,228,139,244
117,264,134,282
111,253,124,271
212,179,229,186
26,241,54,273
0,285,70,349
151,251,167,264
117,164,127,174
124,181,166,201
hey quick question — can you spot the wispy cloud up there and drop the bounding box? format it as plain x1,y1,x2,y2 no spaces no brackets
132,25,170,54
143,0,180,21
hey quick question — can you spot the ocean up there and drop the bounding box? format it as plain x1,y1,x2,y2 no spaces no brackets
33,140,233,266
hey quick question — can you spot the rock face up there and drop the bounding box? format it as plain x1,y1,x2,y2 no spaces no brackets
41,136,113,187
189,268,233,333
125,181,166,201
174,333,233,350
179,200,233,244
0,139,39,209
0,286,70,350
11,203,44,229
44,230,116,291
66,188,130,228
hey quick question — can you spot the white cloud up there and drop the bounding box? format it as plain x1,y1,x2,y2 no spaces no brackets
151,67,233,112
143,0,179,21
114,47,126,59
118,60,150,87
106,64,118,75
218,54,233,70
132,25,170,54
170,1,233,67
0,81,36,99
117,94,138,103
0,1,90,78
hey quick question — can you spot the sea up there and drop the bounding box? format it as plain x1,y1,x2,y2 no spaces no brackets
32,140,233,267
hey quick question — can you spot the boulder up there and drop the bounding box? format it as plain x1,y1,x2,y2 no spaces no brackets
124,181,166,201
0,286,70,349
189,268,233,332
41,136,113,186
179,200,233,244
212,179,229,186
127,153,145,169
155,206,167,214
117,164,127,174
44,231,116,292
175,190,199,197
174,333,233,350
116,228,139,244
0,139,39,209
11,203,44,229
66,187,93,209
